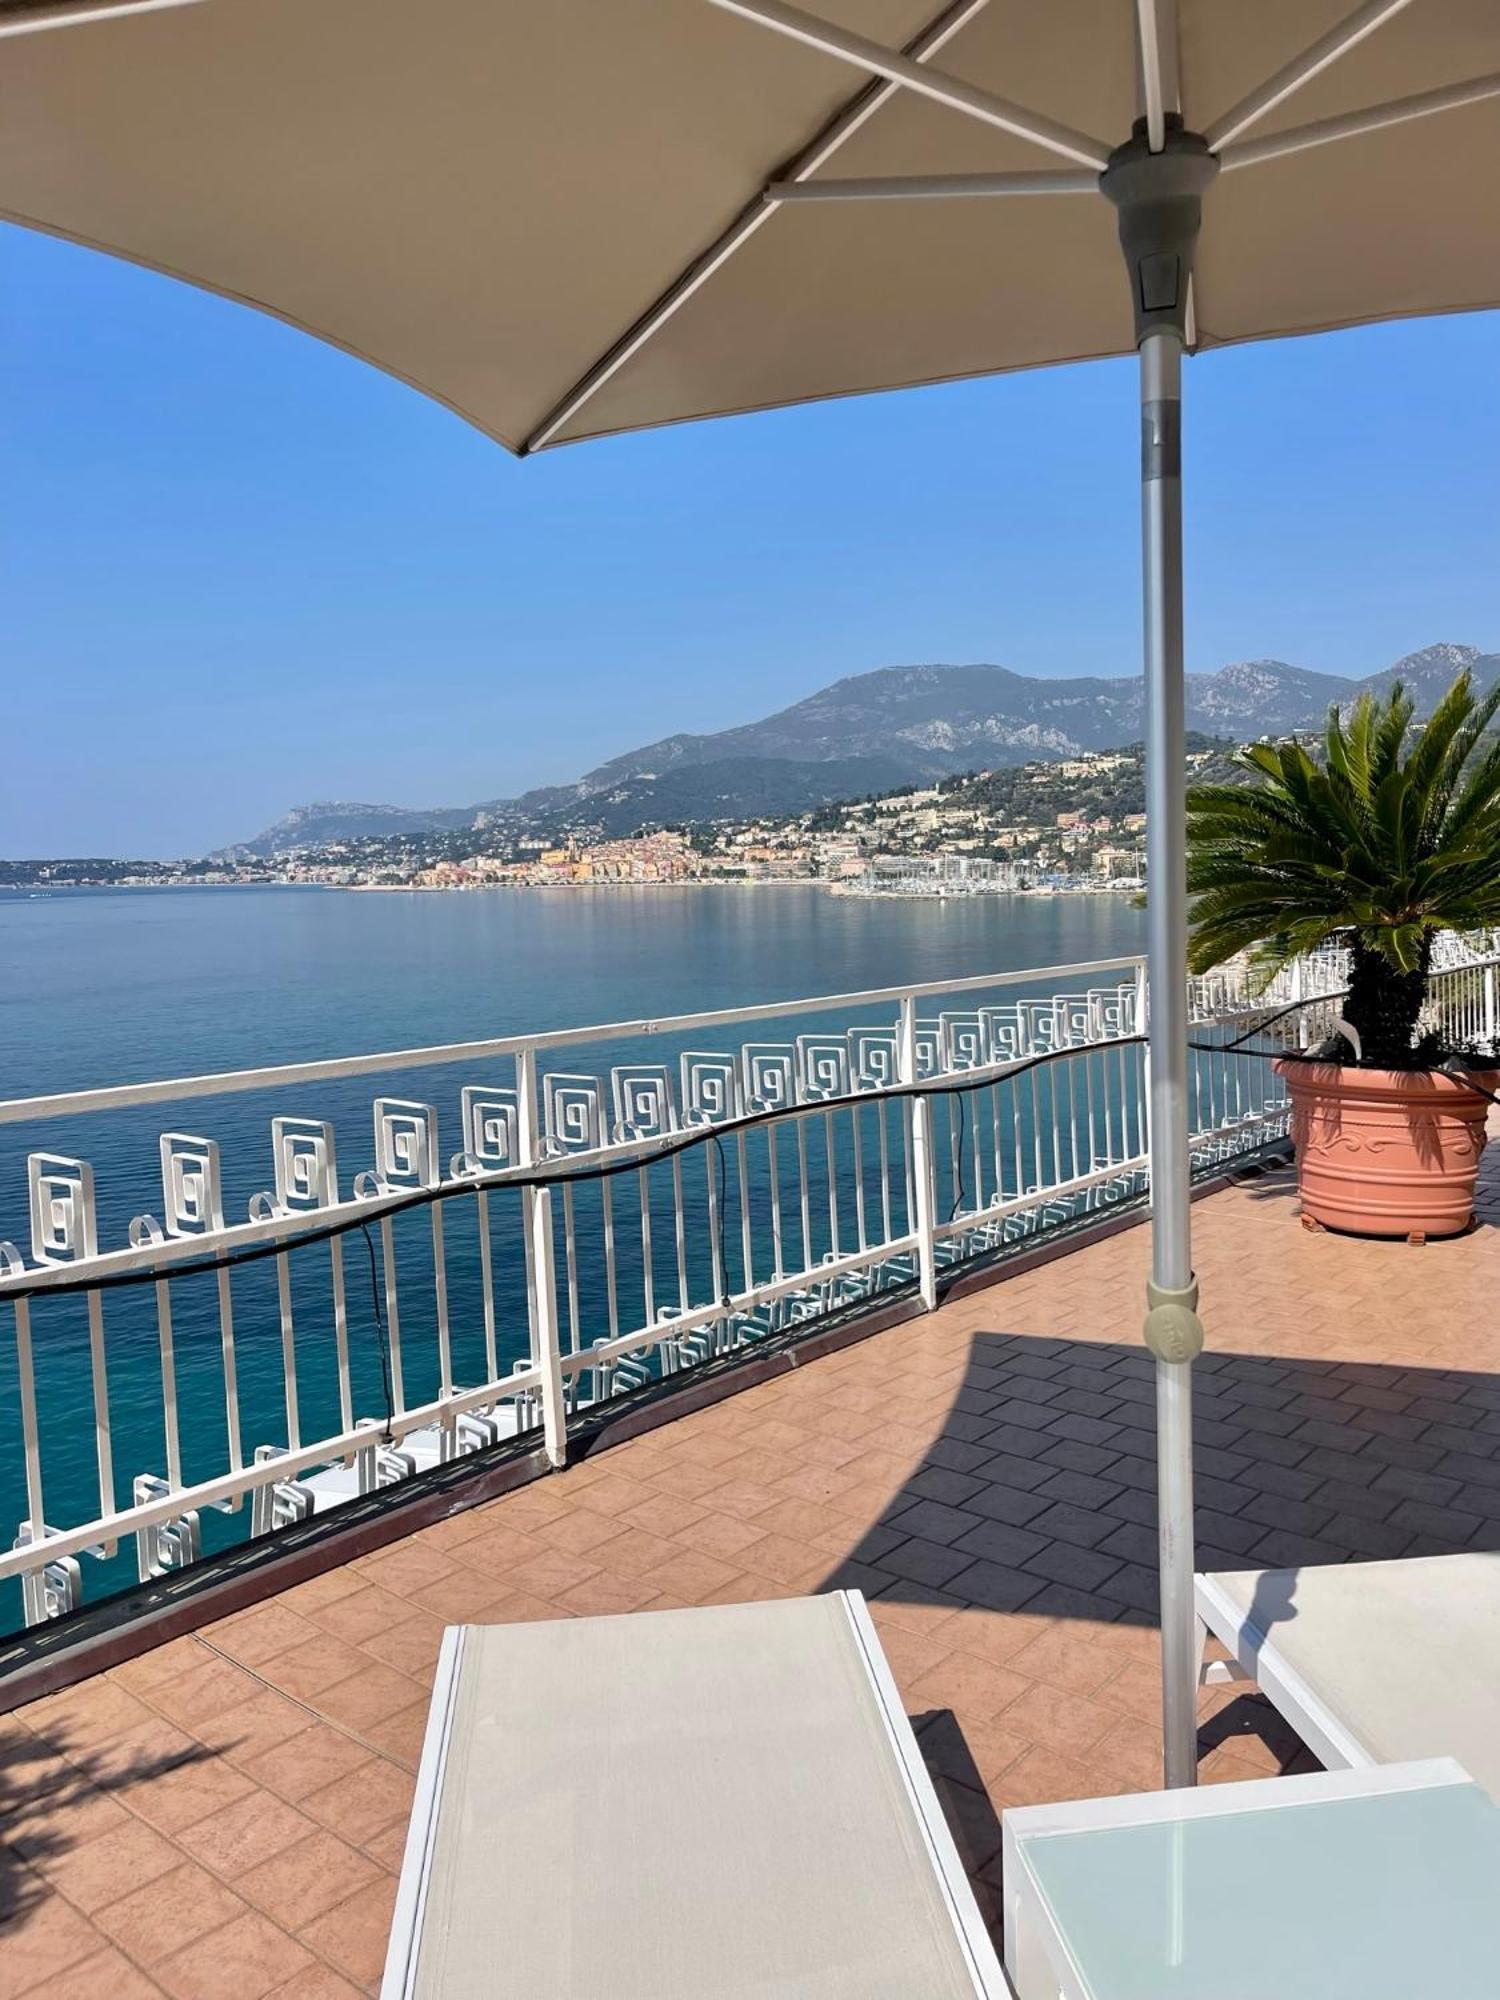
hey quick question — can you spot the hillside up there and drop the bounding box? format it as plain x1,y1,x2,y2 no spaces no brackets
227,642,1499,854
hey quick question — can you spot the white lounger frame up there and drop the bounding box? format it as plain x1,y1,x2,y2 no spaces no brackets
1194,1569,1375,1774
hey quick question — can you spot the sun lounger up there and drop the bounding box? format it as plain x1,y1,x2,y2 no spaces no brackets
381,1591,1007,1998
1195,1551,1500,1797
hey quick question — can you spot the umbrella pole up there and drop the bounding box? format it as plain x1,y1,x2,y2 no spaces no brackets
1103,121,1216,1791
1139,323,1200,1790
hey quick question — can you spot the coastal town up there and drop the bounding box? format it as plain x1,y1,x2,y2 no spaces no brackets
6,739,1247,896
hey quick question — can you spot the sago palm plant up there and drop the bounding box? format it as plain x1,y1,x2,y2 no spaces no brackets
1185,670,1500,1069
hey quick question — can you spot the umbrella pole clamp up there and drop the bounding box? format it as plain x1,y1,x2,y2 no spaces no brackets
1144,1277,1204,1365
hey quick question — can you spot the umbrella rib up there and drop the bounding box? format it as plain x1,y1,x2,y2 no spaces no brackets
1219,70,1500,171
0,0,204,33
704,0,1111,170
1135,0,1180,154
1204,0,1416,151
765,169,1098,201
522,0,993,452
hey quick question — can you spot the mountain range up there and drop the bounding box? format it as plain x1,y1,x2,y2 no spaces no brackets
227,642,1498,854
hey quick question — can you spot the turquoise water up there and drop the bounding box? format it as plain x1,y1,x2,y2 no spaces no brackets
0,884,1145,1628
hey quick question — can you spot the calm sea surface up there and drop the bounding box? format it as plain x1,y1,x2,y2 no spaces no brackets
0,885,1144,1629
0,883,1144,1099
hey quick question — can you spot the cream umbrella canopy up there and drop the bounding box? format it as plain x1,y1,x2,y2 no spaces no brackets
4,0,1498,1786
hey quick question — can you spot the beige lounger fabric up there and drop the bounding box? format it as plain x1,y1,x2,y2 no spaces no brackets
401,1595,992,1997
1210,1552,1500,1799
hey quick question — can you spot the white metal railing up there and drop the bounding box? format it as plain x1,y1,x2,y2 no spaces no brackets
1,941,1495,1632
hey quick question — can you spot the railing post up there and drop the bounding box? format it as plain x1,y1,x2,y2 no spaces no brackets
897,994,938,1311
1133,960,1151,1161
1290,953,1308,1050
516,1047,567,1469
1485,964,1497,1053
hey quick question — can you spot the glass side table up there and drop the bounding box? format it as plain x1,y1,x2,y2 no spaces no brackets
1003,1758,1500,1999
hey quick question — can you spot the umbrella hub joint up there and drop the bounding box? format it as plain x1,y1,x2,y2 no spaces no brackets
1100,120,1218,346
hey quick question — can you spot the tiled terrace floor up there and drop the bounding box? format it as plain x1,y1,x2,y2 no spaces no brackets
8,1148,1500,1995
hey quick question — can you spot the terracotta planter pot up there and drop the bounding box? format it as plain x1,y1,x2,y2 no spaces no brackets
1276,1060,1498,1239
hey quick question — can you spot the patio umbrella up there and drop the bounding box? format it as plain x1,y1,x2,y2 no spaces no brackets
4,0,1497,1786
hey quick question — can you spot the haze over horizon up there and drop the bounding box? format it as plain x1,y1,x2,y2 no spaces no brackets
4,224,1498,858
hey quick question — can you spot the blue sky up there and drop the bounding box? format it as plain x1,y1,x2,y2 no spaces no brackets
3,221,1497,859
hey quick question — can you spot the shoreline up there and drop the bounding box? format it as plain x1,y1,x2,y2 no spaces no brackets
5,876,1142,901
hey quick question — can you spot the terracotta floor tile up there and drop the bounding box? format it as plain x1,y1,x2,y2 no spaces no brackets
528,1506,634,1554
142,1657,269,1736
157,1909,316,2000
357,1701,431,1769
205,1603,320,1670
239,1725,375,1806
21,1677,157,1752
302,1586,421,1649
110,1637,215,1695
450,1523,549,1578
948,1609,1060,1670
483,1484,571,1530
873,1621,959,1687
353,1542,456,1596
40,1946,166,2000
264,1966,367,2000
690,1478,782,1521
405,1568,511,1624
354,1611,448,1680
632,1545,743,1604
989,1743,1116,1811
280,1568,364,1614
617,1491,710,1539
261,1634,372,1704
189,1688,312,1766
566,1471,652,1517
748,1496,851,1548
0,1874,103,1997
503,1549,601,1601
587,1527,681,1578
477,1589,569,1625
358,1821,410,1875
663,1512,768,1562
737,1533,829,1590
999,1682,1124,1759
85,1721,256,1835
299,1759,415,1847
311,1666,427,1736
239,1828,383,1931
1004,1626,1121,1697
554,1571,667,1617
175,1788,316,1878
905,1652,1030,1728
30,1810,182,1914
695,1570,790,1607
295,1876,399,1987
865,1589,963,1640
5,1771,132,1862
94,1859,246,1963
1094,1658,1166,1727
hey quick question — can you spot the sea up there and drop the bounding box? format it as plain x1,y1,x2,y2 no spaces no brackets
0,884,1145,1630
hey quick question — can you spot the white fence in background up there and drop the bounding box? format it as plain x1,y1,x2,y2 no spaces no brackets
0,940,1495,1630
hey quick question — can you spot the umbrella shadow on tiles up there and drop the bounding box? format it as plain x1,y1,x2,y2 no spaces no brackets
818,1325,1500,1786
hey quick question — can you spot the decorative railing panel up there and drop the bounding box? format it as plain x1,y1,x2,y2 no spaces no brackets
0,941,1494,1634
